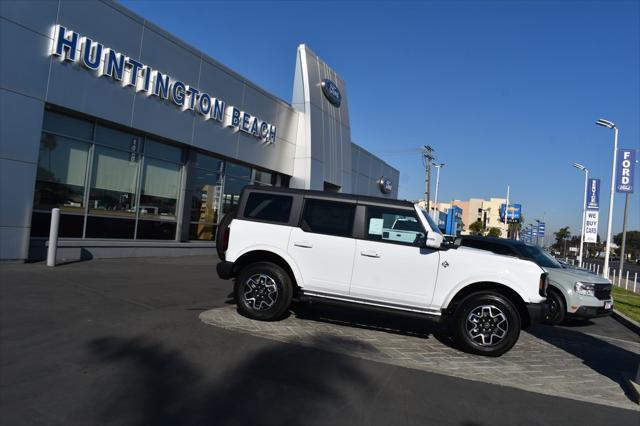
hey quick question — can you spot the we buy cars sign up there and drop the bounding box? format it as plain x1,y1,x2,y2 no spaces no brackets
584,211,599,243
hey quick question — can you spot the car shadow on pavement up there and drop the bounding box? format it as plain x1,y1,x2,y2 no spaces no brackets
88,334,373,425
290,302,457,349
528,324,639,403
556,318,596,328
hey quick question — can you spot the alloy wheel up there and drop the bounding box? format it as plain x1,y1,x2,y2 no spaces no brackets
466,305,509,346
243,273,278,311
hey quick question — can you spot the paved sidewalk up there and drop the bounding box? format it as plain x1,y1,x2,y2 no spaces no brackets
201,304,640,410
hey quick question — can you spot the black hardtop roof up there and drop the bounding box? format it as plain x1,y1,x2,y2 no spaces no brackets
241,185,416,208
458,235,529,248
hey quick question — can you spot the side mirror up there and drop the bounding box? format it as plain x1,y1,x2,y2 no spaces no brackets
425,232,443,249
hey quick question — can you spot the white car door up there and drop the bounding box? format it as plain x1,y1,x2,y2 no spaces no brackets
288,198,357,296
350,205,440,310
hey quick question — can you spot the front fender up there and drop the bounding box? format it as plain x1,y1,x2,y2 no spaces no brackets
435,248,546,309
439,273,533,310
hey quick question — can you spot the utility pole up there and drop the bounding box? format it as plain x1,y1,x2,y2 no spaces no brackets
422,145,435,210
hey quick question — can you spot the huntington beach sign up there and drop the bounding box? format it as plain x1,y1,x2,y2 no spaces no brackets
50,25,277,144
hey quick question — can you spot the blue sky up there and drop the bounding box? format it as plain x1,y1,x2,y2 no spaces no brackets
121,0,639,242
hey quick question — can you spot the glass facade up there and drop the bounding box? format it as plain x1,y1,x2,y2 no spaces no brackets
189,154,223,241
32,109,282,242
187,156,275,241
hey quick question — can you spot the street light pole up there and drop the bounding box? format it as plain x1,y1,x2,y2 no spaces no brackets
432,163,444,220
596,119,618,279
504,185,510,238
573,163,589,267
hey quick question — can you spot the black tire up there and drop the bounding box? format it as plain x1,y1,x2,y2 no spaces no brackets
452,291,521,357
542,288,566,326
235,262,293,321
215,208,237,260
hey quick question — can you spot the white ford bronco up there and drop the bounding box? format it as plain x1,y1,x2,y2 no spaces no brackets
216,186,548,356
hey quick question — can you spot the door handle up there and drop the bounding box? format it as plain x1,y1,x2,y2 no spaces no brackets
293,241,313,248
360,250,381,258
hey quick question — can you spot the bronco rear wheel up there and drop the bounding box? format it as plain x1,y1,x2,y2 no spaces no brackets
235,262,293,321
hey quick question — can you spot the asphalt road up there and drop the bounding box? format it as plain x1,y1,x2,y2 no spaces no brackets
1,256,638,426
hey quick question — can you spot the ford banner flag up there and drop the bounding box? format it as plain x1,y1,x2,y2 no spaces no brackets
586,178,600,210
616,149,636,193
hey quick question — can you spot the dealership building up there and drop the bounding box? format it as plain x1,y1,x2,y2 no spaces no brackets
0,0,399,262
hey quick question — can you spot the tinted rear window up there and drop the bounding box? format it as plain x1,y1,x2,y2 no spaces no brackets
243,192,292,223
460,239,516,256
301,199,355,237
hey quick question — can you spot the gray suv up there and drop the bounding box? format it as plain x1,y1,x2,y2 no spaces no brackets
457,236,613,325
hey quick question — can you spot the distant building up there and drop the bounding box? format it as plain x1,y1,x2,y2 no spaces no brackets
441,206,463,235
452,198,512,238
417,201,463,236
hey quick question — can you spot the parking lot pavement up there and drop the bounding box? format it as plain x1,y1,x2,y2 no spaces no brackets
200,305,640,411
2,256,640,426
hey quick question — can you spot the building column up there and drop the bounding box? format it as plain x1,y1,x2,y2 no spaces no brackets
176,149,197,242
0,89,44,261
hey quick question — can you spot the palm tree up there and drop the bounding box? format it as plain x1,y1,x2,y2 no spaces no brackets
554,227,571,256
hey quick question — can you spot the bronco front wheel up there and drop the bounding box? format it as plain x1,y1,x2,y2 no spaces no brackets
453,292,521,357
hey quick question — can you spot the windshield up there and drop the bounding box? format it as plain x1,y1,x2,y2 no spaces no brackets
420,208,442,235
518,244,562,268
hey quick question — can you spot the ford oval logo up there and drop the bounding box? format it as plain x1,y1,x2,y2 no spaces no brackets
378,177,392,194
321,79,342,108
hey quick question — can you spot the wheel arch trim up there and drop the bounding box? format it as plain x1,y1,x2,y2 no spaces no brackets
232,246,303,288
443,280,532,328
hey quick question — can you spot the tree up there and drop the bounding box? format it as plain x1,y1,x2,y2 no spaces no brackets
487,227,502,237
508,221,523,240
613,230,640,260
468,220,485,236
585,233,604,259
553,226,571,256
553,227,570,246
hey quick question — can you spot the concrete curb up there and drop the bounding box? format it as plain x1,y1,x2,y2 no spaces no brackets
612,309,640,336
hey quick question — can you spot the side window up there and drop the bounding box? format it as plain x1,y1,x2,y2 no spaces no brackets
366,206,425,246
243,192,293,223
300,199,355,237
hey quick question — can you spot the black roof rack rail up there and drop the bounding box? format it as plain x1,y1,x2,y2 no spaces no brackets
239,185,415,209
